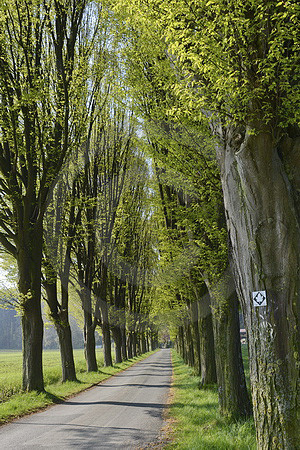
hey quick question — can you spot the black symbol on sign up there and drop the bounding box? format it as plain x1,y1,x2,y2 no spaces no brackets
253,291,266,306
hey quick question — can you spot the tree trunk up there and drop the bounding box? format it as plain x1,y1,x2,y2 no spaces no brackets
198,290,217,386
132,331,137,357
189,299,201,376
150,330,158,350
141,331,147,354
218,126,300,447
21,303,44,392
44,277,77,382
121,325,128,361
112,326,122,363
81,287,97,372
127,332,133,359
184,320,194,367
84,310,98,372
55,317,77,382
113,279,127,362
177,325,185,360
208,270,251,419
101,299,112,367
18,227,44,392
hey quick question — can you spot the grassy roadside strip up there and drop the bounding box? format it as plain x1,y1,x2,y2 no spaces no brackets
0,349,158,425
165,350,256,449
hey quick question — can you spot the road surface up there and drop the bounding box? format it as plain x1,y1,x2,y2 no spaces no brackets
0,349,172,449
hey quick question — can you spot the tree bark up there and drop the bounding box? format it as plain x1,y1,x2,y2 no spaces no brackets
55,314,77,382
111,326,122,363
112,278,127,363
208,269,251,419
183,320,194,367
141,331,147,354
150,329,158,351
121,320,128,361
218,126,300,447
21,303,44,392
44,278,77,382
132,331,138,357
127,332,133,359
177,325,185,360
188,299,201,377
198,289,217,386
81,288,98,372
101,299,113,367
18,226,44,392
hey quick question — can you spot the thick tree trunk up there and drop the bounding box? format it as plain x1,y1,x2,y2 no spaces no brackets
55,317,77,382
189,299,201,377
44,279,77,382
177,325,185,360
84,309,98,372
150,330,158,351
113,279,127,362
132,331,138,357
81,287,97,372
58,281,77,381
127,332,133,359
21,303,44,392
112,326,122,363
141,331,147,354
208,270,251,419
18,227,44,392
101,300,112,367
218,126,300,447
198,291,217,386
121,326,128,361
184,320,194,367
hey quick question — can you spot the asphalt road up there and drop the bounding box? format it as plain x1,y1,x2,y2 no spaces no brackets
0,349,172,449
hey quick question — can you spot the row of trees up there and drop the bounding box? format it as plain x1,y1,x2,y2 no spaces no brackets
0,0,159,390
108,1,300,448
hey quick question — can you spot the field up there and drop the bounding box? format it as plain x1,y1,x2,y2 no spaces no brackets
0,348,154,423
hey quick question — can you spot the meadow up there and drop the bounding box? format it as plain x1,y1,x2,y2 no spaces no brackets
0,348,155,424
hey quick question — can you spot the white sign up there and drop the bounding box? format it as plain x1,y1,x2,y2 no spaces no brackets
252,290,267,307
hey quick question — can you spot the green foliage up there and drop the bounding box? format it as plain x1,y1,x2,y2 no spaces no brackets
112,0,300,132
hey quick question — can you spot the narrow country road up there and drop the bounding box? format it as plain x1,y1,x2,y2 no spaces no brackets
0,349,172,449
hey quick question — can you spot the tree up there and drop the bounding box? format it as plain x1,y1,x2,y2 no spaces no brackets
43,177,78,381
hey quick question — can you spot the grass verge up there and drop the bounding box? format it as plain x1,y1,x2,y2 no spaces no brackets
165,350,256,449
0,349,156,425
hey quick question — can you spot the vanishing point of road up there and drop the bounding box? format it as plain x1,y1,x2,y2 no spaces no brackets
0,349,172,449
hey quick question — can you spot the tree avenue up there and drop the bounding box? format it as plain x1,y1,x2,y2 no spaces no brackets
111,0,300,448
0,1,299,448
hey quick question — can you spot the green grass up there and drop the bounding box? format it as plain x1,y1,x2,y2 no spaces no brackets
0,348,156,424
166,350,256,449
